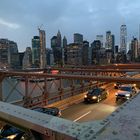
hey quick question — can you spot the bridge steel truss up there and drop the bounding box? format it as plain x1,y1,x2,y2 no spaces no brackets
0,91,140,140
0,69,140,108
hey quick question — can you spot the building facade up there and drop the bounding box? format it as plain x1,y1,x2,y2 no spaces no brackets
0,39,19,69
39,29,46,68
82,40,89,65
130,37,139,61
120,24,127,54
74,33,83,44
51,31,62,66
32,36,40,67
66,43,83,65
91,40,101,64
96,35,104,47
22,47,32,69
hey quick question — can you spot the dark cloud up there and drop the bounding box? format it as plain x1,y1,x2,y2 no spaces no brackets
0,0,140,51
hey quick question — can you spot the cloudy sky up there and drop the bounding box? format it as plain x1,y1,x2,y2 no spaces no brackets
0,0,140,52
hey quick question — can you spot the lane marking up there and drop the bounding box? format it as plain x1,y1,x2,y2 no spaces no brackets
73,111,91,122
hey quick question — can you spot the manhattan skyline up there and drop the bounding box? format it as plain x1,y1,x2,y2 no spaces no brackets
0,0,140,51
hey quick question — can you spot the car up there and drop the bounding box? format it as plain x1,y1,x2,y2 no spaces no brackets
32,106,61,117
0,107,61,139
115,84,137,102
84,87,108,103
0,125,32,140
114,82,121,89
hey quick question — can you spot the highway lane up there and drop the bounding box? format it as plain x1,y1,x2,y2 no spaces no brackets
61,86,120,122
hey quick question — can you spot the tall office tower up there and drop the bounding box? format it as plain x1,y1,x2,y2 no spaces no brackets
19,52,24,69
63,36,67,65
66,43,83,65
63,36,67,48
39,29,46,68
120,24,127,54
57,30,62,47
91,40,101,64
111,34,115,54
74,33,83,44
82,40,89,65
46,48,53,66
130,37,138,61
96,35,103,47
105,31,112,50
22,47,32,69
0,39,19,69
51,35,62,65
115,45,119,54
32,36,40,67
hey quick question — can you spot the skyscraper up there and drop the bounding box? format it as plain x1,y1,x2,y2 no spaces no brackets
57,30,62,47
130,37,138,61
22,47,32,69
32,36,40,67
120,24,127,54
62,36,67,66
82,40,89,65
96,35,103,47
74,33,83,44
111,34,115,54
51,31,62,65
63,36,67,48
0,39,19,68
39,29,46,68
105,31,112,50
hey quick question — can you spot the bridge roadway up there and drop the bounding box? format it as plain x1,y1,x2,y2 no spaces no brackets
61,85,118,122
0,70,140,139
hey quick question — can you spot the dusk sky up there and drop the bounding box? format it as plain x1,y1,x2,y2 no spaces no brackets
0,0,140,52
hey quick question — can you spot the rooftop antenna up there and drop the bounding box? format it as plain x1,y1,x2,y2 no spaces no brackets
38,24,43,31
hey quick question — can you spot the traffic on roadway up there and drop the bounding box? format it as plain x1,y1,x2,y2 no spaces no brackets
61,82,139,123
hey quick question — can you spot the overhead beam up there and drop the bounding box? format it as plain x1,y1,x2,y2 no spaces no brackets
0,71,140,84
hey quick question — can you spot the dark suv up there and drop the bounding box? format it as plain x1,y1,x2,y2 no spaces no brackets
84,87,108,103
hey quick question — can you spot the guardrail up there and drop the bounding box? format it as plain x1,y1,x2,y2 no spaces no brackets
11,81,107,108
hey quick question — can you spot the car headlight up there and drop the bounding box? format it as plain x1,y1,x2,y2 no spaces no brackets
125,94,130,97
7,134,17,139
84,95,87,98
92,96,97,99
133,84,136,87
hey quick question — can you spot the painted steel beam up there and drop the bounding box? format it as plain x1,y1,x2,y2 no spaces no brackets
1,93,140,139
0,101,107,140
49,68,140,72
0,71,140,84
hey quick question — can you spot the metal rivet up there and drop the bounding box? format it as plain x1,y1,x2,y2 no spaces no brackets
72,133,76,136
100,122,104,125
103,120,108,122
85,134,90,137
112,131,118,135
111,114,115,117
134,133,139,136
89,130,94,134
